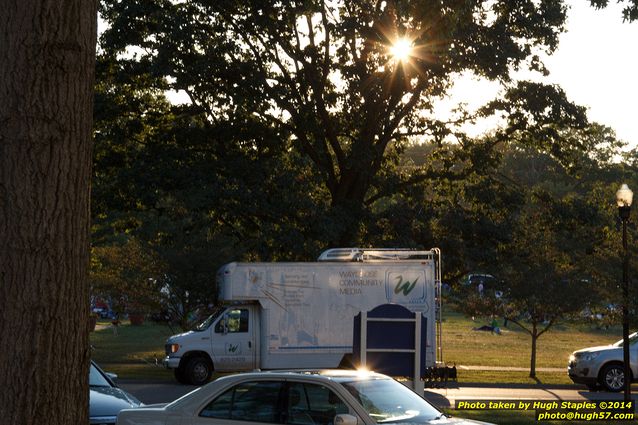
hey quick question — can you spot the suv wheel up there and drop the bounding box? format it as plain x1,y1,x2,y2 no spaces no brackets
600,364,625,392
186,356,213,385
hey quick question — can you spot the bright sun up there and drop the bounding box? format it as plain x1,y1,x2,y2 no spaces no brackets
390,38,412,62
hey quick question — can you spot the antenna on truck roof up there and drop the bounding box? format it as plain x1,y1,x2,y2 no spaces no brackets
317,248,436,262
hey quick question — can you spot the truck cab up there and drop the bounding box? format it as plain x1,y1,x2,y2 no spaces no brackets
164,304,260,385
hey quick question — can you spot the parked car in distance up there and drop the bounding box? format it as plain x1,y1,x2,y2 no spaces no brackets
568,332,638,392
91,361,143,425
117,369,493,425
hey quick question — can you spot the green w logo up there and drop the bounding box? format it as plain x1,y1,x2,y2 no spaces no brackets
394,276,419,296
228,344,239,353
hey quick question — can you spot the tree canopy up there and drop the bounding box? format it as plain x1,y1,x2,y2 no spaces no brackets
94,0,637,330
590,0,638,22
451,125,638,377
98,0,587,246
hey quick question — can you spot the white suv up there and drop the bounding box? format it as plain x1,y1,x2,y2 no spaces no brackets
568,332,638,392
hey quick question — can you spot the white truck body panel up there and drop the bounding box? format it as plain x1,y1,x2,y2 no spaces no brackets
165,248,441,377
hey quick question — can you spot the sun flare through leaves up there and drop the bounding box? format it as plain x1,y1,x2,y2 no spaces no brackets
390,37,413,62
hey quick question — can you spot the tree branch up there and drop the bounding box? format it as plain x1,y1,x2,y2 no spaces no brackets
536,318,555,338
506,317,533,336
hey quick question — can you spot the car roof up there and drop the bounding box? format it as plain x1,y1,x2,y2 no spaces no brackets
165,369,394,412
214,369,390,384
166,369,392,409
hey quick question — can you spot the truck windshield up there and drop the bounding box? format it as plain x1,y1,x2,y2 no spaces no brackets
193,306,225,332
340,378,440,423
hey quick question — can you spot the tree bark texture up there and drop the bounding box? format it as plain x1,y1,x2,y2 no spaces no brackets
530,325,538,379
0,0,96,423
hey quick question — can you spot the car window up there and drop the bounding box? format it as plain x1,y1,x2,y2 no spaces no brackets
200,381,283,422
89,363,112,388
341,378,440,423
286,382,349,425
215,308,249,333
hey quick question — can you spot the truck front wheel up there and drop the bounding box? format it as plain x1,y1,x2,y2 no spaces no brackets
186,356,213,385
174,365,190,385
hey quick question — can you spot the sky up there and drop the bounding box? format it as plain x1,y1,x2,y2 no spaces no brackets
441,1,638,148
544,0,638,148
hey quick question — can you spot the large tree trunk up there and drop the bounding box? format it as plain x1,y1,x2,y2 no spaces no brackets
0,1,97,424
329,169,373,247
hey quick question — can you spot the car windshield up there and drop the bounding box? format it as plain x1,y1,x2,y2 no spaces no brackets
340,378,440,423
89,363,113,388
613,332,638,347
193,306,225,332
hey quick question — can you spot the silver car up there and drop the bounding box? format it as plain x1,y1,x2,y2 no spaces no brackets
568,332,638,392
91,361,143,424
117,370,493,425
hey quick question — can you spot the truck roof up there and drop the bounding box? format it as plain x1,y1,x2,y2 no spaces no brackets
317,248,439,262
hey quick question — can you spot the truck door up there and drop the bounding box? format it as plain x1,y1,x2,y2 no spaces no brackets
212,306,257,371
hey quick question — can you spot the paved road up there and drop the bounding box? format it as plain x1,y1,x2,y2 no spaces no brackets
119,380,636,408
120,380,197,405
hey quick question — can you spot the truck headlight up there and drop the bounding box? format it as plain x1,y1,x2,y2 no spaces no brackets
166,343,180,354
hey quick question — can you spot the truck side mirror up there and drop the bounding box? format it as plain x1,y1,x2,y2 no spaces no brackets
334,414,358,425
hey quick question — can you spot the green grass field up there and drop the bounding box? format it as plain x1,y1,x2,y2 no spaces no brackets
442,309,623,384
90,319,175,379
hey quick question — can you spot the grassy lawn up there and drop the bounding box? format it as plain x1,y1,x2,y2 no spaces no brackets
442,308,622,383
90,319,175,380
455,370,573,385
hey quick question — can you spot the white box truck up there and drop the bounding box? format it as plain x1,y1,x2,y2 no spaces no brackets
164,248,442,385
